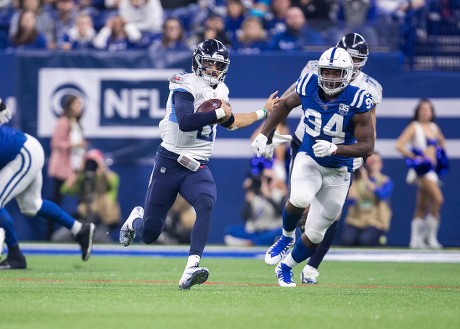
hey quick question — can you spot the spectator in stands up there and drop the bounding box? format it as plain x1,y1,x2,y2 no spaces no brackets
263,0,291,35
396,98,447,249
224,0,247,40
336,0,380,46
148,17,189,52
267,5,325,51
118,0,163,36
93,15,142,50
61,12,96,50
292,0,340,43
8,10,48,49
231,15,268,53
341,152,394,247
50,0,78,49
160,0,202,32
48,94,87,208
224,163,287,247
191,13,232,49
53,149,121,243
9,0,54,44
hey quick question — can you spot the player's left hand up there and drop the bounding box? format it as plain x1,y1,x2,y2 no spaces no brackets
251,133,273,159
263,91,281,114
313,140,337,158
0,98,12,125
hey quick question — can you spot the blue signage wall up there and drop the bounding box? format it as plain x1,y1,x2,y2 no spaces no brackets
2,50,459,247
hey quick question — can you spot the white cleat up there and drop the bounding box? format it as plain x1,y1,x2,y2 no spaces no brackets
275,262,296,287
119,206,144,247
178,266,209,290
300,264,319,284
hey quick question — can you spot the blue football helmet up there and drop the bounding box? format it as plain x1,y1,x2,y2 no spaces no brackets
192,39,230,87
336,33,369,79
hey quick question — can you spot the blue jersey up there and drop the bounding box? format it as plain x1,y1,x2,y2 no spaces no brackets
0,126,27,169
296,73,373,171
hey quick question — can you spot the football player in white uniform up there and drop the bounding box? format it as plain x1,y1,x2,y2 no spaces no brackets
251,47,375,286
119,39,281,290
0,100,95,269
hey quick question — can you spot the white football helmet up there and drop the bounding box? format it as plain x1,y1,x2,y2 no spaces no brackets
317,47,353,96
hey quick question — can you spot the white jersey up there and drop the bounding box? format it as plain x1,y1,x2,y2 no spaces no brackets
159,72,230,161
294,60,383,142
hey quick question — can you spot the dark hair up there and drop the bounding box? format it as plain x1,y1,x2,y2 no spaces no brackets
411,98,435,122
162,17,184,46
12,10,39,46
61,94,82,121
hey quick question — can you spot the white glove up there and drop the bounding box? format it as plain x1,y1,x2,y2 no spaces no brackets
312,140,337,158
352,157,364,171
251,133,273,159
0,99,12,125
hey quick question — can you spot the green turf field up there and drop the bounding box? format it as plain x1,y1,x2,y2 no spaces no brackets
1,254,459,329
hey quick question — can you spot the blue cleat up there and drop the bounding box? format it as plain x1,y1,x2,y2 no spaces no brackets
275,262,296,287
265,235,295,265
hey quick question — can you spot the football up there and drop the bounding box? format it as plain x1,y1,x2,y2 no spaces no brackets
197,99,222,113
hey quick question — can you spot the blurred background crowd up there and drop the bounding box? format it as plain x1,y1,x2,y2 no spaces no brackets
0,0,458,69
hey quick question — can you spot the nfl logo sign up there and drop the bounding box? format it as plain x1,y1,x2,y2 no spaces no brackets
338,103,349,115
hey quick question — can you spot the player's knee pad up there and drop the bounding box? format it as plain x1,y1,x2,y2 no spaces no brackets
18,199,42,217
289,191,313,209
305,228,325,245
193,194,215,216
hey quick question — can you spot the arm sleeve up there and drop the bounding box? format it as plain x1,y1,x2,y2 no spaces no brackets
173,91,219,132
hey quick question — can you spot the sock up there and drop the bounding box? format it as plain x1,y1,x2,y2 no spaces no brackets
282,208,302,232
282,229,296,238
308,220,338,269
0,208,19,247
70,221,83,236
283,253,299,269
37,200,75,229
290,237,315,264
186,255,200,268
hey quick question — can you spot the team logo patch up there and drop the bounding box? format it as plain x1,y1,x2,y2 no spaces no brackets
160,167,166,173
338,103,349,115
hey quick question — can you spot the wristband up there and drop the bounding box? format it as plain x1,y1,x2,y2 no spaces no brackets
215,107,226,120
255,108,268,120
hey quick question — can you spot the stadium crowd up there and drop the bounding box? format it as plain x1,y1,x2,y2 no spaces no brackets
0,0,454,54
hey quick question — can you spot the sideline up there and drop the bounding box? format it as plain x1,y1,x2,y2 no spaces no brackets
16,243,460,263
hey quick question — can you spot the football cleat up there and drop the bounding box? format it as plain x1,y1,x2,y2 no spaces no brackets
0,252,27,270
119,206,144,247
275,262,296,287
73,223,96,261
265,235,295,265
178,266,209,290
300,264,319,284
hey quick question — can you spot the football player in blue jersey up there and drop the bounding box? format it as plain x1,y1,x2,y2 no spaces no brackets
119,39,281,290
258,33,382,284
251,47,375,286
0,100,96,269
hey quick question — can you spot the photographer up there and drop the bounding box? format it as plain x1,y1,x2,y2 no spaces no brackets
51,149,121,243
224,157,288,246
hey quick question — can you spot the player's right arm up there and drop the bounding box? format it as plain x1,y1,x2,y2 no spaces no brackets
173,92,227,131
260,91,300,137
